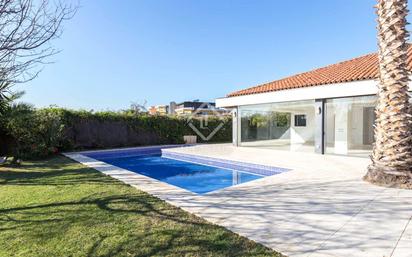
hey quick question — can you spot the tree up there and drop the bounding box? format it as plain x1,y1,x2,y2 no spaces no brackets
0,0,76,113
364,0,412,188
130,100,148,115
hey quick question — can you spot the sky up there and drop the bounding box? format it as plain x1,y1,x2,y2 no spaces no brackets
17,0,382,111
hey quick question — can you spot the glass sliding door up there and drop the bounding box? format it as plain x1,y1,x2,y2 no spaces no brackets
325,95,376,157
239,100,316,152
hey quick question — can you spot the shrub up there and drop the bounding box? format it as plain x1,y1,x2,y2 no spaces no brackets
3,104,65,159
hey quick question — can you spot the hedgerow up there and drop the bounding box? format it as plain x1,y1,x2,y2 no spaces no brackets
0,106,232,159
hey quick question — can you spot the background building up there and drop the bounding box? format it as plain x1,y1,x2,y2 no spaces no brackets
151,100,230,117
173,101,229,117
148,105,169,115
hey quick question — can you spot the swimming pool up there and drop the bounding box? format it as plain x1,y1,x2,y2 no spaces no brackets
83,147,288,194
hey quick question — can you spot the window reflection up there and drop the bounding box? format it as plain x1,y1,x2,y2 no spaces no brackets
239,100,316,152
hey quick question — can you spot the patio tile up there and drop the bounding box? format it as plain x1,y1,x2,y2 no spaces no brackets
392,214,412,257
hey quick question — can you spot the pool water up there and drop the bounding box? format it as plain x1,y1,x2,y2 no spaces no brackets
85,152,264,194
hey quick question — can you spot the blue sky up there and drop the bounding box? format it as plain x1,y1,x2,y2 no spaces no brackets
18,0,380,110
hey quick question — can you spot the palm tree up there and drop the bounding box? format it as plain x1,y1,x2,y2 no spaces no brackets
0,81,24,116
364,0,412,188
0,81,13,115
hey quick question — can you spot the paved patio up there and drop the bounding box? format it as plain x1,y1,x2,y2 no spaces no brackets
66,144,412,257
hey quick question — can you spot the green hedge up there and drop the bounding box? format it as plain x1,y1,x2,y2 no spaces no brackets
0,105,232,159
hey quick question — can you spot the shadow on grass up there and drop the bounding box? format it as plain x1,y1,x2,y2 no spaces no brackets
0,156,204,226
0,193,208,227
0,157,122,186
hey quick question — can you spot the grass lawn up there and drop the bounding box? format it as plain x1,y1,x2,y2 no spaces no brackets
0,156,283,257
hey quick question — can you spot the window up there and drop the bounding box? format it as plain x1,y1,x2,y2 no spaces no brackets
294,114,307,127
239,100,316,152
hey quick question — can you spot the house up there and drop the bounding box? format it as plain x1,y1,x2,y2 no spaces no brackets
170,101,229,117
216,47,412,157
148,105,169,115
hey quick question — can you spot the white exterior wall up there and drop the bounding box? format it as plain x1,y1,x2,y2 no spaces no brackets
287,110,316,145
232,108,240,146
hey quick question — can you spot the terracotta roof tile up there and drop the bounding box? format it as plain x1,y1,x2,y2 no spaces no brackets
227,46,412,97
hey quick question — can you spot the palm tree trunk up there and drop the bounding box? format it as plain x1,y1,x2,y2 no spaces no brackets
364,0,412,188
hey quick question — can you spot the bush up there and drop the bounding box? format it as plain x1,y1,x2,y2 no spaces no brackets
3,104,65,159
0,106,232,159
